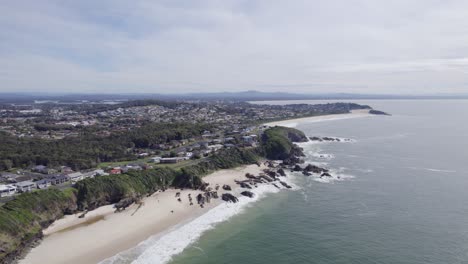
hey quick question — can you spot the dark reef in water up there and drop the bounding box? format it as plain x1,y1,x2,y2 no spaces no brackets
369,109,391,116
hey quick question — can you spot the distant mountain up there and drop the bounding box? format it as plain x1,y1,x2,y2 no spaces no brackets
0,90,467,104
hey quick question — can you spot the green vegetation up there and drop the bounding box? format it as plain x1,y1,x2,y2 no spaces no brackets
0,188,77,262
0,122,212,171
75,167,177,210
260,126,307,160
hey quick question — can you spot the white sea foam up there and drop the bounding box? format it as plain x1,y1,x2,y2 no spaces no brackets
311,153,334,159
312,172,355,183
100,176,297,264
408,167,456,173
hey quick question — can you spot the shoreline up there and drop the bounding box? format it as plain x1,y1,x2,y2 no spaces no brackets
20,164,268,264
263,109,372,127
20,111,373,264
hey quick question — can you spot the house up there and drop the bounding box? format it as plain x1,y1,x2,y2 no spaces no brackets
82,171,95,179
212,138,223,144
68,172,84,183
0,172,20,182
242,136,253,143
208,144,223,151
32,165,48,174
92,169,106,176
149,156,162,163
36,179,52,189
60,166,74,174
224,137,235,142
15,181,36,192
50,174,70,185
109,168,122,175
160,157,186,164
121,165,142,173
0,184,17,197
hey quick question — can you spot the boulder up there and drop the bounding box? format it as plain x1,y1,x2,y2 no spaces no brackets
277,168,286,177
240,191,255,198
293,165,302,171
245,173,257,179
259,175,274,182
239,182,252,189
197,193,205,204
279,181,292,189
222,184,232,191
222,193,239,203
304,164,328,174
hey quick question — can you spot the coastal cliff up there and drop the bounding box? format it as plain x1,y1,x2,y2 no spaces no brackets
0,189,77,263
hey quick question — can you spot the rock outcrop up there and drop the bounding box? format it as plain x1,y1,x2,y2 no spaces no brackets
222,193,239,203
240,191,255,198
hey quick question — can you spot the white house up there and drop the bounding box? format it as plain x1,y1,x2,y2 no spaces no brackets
68,172,84,183
208,144,223,151
0,184,17,197
149,156,162,163
92,169,107,176
15,181,36,192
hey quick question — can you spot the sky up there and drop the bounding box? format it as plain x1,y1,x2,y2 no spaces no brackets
1,0,468,95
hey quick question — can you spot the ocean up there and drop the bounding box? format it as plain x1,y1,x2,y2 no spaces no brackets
107,100,468,264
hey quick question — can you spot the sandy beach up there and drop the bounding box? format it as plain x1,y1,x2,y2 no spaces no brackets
20,164,266,264
263,109,372,127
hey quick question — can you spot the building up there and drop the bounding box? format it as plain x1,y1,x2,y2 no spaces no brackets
160,157,186,164
208,144,223,151
0,172,20,182
32,165,48,174
242,136,253,143
0,184,17,197
121,165,143,173
36,179,52,189
92,169,106,176
68,172,84,183
149,156,162,163
50,174,70,185
60,166,74,174
15,181,36,192
109,168,122,175
32,165,57,175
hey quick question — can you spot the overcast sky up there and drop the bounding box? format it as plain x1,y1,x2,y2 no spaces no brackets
1,0,468,94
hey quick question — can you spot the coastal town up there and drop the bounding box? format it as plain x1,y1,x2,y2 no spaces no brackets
0,99,371,200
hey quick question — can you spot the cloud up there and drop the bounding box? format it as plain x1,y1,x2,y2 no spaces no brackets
1,0,468,94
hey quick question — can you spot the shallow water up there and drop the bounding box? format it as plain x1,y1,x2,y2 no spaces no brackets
114,100,468,264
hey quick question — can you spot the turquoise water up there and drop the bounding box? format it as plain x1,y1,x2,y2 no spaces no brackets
168,100,468,264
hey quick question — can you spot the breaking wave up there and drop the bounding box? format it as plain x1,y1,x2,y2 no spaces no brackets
100,176,297,264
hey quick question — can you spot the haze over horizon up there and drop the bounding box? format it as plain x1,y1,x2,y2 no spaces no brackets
2,1,468,95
